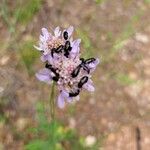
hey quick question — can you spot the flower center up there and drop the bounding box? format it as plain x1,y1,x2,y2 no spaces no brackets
47,38,64,50
59,58,79,78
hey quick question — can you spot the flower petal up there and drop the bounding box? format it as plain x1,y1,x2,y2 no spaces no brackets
34,45,43,51
40,55,49,62
83,79,95,92
88,58,100,69
70,39,81,58
42,28,49,39
54,26,61,37
57,93,65,109
62,91,73,103
71,39,81,46
35,68,52,84
40,35,45,42
61,90,69,98
66,26,74,37
66,97,73,103
75,95,80,101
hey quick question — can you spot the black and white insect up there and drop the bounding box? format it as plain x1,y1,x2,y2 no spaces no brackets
51,45,64,57
71,63,89,78
45,63,59,81
84,58,96,64
69,76,88,97
69,89,80,97
63,31,68,40
64,41,72,57
71,65,81,78
64,41,72,51
71,58,96,78
78,76,88,88
50,40,72,58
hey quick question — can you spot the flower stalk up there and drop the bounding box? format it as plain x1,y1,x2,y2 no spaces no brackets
50,82,55,121
49,82,56,149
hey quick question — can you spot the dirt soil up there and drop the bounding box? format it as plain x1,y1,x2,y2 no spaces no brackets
0,0,150,150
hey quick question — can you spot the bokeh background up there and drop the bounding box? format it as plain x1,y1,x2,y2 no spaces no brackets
0,0,150,149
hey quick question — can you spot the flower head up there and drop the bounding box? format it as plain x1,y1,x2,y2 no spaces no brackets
35,26,99,108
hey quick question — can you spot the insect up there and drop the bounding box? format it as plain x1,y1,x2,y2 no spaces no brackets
84,58,96,64
71,65,89,78
45,63,59,81
71,65,81,78
51,45,64,57
64,41,72,51
69,76,88,97
71,59,91,78
78,76,88,88
63,31,68,40
69,89,80,97
64,41,72,57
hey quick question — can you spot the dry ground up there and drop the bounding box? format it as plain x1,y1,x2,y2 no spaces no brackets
0,0,150,149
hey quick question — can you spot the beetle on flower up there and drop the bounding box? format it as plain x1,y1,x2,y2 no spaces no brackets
35,26,99,108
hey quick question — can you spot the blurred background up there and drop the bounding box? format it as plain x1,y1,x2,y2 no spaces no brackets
0,0,150,149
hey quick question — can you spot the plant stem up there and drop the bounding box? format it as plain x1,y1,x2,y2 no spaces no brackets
49,82,56,149
50,82,55,121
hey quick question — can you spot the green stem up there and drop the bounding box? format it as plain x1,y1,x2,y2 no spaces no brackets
49,82,56,149
50,82,55,121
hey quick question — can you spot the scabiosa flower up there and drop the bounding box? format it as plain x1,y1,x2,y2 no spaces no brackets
35,26,99,108
34,26,74,62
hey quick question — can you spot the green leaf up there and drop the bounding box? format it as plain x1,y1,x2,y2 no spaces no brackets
25,140,49,150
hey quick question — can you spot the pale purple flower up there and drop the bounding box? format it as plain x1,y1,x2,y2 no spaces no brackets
35,26,99,108
34,26,74,57
36,68,52,84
